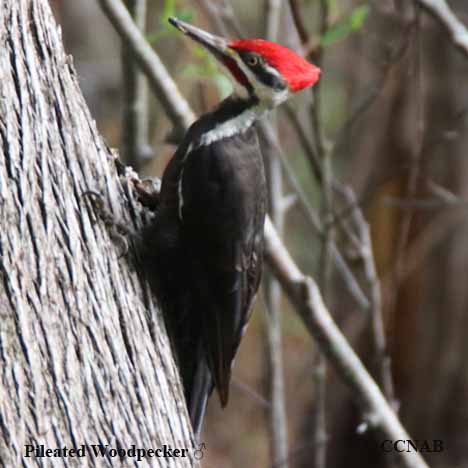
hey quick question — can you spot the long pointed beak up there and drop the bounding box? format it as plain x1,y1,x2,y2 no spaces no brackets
169,17,231,60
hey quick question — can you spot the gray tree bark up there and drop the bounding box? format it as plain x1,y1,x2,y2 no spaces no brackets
0,0,196,466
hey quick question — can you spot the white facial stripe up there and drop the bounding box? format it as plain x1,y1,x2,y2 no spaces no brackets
263,63,282,79
234,54,290,107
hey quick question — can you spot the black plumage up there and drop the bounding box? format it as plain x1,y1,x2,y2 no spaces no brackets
141,95,266,437
140,15,320,439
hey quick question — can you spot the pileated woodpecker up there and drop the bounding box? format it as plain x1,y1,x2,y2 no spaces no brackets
143,18,320,437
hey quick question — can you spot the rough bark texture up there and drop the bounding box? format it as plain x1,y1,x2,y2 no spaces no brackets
0,0,195,466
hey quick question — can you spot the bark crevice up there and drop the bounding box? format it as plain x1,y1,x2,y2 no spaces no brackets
0,1,194,466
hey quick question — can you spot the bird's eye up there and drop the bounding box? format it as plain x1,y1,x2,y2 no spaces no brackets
247,56,258,67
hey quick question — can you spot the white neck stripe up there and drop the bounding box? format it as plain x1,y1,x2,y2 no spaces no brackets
177,104,264,221
197,105,264,147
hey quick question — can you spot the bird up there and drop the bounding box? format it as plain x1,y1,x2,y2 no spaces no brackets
141,17,320,439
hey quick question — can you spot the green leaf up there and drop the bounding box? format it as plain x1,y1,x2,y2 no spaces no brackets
349,5,369,30
321,4,369,47
147,2,195,45
213,74,233,99
176,9,194,23
182,46,233,100
162,0,176,20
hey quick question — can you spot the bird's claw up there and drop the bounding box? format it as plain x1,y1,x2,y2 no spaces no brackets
132,178,161,211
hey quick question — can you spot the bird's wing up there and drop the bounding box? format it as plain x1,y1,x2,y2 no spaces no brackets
180,128,266,407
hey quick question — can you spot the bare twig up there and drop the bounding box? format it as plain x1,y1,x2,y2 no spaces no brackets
121,0,150,170
385,207,467,289
284,18,415,190
265,0,283,43
333,18,415,161
263,218,429,468
288,0,321,58
324,181,398,418
283,104,322,182
198,0,243,37
288,2,398,455
415,0,468,57
263,2,289,466
382,15,425,410
97,0,195,138
99,4,426,465
258,124,370,311
232,377,271,409
197,0,230,37
308,1,331,466
384,11,425,386
288,0,309,45
285,12,416,409
340,187,396,407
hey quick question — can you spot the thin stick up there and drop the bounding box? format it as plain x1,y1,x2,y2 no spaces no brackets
310,1,330,466
383,11,424,407
287,3,399,461
416,0,468,57
340,186,396,407
264,218,429,468
258,122,370,311
285,9,412,415
97,0,195,137
121,0,150,170
263,3,289,467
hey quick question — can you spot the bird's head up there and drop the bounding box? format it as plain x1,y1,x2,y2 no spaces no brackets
169,17,320,108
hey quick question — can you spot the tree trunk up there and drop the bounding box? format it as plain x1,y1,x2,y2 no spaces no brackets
0,0,195,466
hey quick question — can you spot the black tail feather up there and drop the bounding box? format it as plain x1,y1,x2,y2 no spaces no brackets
187,357,213,440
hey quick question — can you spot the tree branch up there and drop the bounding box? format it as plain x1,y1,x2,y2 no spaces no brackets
97,0,195,137
263,3,290,467
121,0,151,169
339,187,396,407
263,219,428,468
308,2,331,466
266,110,370,311
415,0,468,57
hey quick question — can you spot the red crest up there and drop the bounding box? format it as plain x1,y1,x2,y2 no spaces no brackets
230,39,320,92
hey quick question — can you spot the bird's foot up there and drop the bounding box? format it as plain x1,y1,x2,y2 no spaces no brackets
82,159,162,257
114,158,161,212
132,178,161,212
